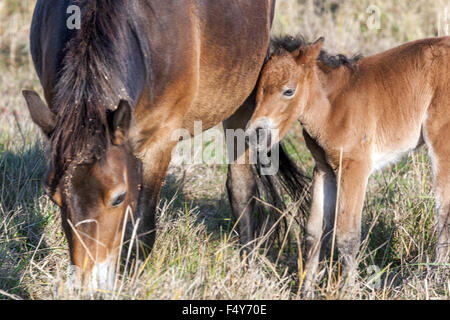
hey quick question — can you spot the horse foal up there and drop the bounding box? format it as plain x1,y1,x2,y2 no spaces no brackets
247,36,450,291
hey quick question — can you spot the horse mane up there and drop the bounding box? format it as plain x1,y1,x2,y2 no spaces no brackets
270,35,363,70
50,0,131,182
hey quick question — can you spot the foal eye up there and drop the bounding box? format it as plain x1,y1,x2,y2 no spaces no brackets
283,89,295,97
111,191,127,207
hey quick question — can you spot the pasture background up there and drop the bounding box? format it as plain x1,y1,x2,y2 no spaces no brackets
0,0,449,300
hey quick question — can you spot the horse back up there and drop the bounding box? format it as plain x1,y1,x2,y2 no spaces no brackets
325,37,449,159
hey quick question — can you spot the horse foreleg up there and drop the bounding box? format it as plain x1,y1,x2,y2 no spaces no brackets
135,131,179,254
223,97,257,255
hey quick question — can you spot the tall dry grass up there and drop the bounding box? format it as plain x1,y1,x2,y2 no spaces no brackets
0,0,449,300
273,0,449,55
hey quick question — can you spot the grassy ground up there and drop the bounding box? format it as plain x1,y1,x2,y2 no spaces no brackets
0,1,449,300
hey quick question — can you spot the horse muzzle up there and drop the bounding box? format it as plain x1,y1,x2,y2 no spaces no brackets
246,117,277,152
68,256,117,295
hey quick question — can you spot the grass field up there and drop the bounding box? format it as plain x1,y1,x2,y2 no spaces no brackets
0,0,449,300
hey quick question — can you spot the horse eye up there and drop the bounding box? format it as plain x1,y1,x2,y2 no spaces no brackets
111,191,127,207
283,89,295,97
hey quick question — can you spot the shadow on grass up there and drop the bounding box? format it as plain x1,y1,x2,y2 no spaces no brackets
161,171,234,237
0,141,53,298
160,163,309,291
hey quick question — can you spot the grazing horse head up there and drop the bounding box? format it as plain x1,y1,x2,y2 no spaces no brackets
23,90,141,291
246,37,324,148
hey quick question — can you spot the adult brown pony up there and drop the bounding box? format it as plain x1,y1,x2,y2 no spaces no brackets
22,0,310,291
247,35,450,293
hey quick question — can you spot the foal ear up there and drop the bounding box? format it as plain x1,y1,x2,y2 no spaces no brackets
22,90,56,137
108,100,132,145
297,37,324,66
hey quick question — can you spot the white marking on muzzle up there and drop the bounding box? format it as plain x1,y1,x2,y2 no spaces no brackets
68,256,116,294
89,256,116,292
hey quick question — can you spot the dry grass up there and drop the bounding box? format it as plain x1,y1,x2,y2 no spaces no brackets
273,0,449,55
0,0,449,300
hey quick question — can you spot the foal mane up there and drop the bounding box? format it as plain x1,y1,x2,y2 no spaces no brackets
270,35,363,70
51,0,131,182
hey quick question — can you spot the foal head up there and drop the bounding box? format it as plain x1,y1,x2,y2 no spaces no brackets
247,37,324,148
23,91,141,291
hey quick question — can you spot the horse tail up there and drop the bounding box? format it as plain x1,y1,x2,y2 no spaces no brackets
251,140,311,249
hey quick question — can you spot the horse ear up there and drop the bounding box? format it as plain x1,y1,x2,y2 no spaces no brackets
108,100,132,145
22,90,56,137
297,37,324,66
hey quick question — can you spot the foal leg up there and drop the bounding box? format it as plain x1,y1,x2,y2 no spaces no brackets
423,90,450,263
334,159,370,286
424,126,450,263
303,165,336,294
431,162,450,263
223,97,257,254
302,131,337,294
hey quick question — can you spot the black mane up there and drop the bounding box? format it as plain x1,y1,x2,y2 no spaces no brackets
50,0,132,181
270,35,363,70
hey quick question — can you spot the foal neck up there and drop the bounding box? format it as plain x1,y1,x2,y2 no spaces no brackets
299,64,353,140
317,62,352,98
297,65,333,137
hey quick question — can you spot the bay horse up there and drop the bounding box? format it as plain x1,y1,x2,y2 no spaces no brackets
22,0,309,291
247,35,450,292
